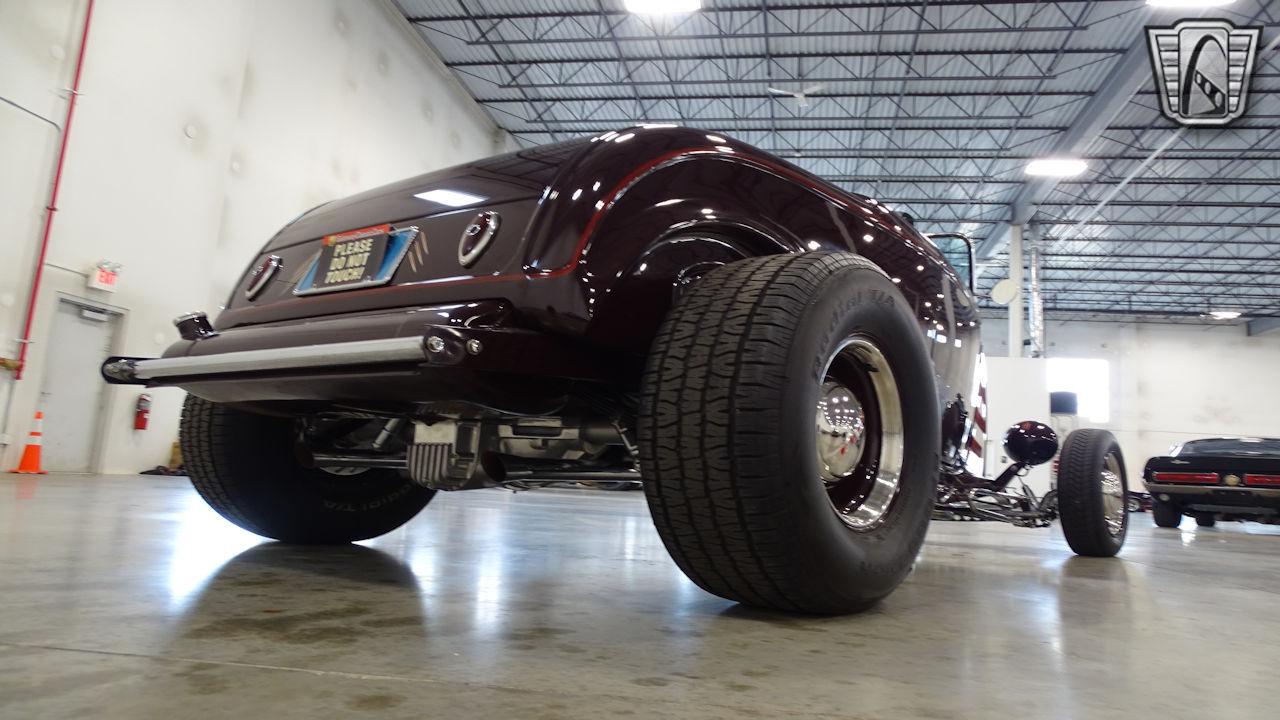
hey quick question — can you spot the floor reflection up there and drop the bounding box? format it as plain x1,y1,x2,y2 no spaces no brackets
172,543,427,649
165,492,261,611
6,476,1280,718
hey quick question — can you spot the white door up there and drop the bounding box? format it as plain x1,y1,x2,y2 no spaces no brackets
38,299,118,473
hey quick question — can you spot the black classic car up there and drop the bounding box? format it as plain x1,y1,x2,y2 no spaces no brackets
103,126,1128,613
1145,437,1280,528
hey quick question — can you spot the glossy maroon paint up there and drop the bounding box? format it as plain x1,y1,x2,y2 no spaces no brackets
166,125,979,412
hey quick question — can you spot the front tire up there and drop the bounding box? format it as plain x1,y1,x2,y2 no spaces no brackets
1194,513,1216,528
1057,429,1128,557
640,254,939,613
180,396,434,543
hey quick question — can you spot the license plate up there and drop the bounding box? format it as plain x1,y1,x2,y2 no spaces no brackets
294,224,415,296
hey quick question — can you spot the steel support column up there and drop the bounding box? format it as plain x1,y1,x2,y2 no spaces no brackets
1008,225,1024,358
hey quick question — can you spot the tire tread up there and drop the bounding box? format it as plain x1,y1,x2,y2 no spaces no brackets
640,253,916,611
1057,428,1126,557
180,395,432,543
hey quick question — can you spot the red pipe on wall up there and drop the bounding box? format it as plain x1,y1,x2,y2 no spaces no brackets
14,0,95,380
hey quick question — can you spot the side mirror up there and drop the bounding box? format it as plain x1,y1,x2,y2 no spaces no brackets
1003,421,1058,466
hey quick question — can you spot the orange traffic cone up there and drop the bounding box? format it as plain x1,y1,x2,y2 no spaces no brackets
9,411,48,474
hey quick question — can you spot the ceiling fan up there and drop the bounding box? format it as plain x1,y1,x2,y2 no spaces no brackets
767,83,826,108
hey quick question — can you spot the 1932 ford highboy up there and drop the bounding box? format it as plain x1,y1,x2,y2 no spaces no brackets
103,126,1128,613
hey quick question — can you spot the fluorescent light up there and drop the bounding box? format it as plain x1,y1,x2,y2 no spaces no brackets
623,0,701,14
414,189,484,207
1025,158,1088,177
1208,310,1242,320
1146,0,1235,8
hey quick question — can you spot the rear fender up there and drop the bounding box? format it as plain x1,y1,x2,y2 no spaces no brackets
585,228,779,353
561,154,871,353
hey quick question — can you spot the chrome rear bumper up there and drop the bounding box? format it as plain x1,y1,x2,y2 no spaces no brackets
103,336,428,384
1144,483,1280,498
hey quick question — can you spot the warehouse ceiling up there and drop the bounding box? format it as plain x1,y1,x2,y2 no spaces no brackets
397,0,1280,323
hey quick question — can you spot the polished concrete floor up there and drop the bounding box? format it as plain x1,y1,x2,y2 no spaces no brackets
2,474,1278,719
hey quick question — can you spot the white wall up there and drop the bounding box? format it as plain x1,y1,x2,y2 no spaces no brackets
1,0,510,472
981,317,1280,482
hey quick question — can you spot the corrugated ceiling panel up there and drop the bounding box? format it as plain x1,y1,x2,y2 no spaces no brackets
392,0,1280,317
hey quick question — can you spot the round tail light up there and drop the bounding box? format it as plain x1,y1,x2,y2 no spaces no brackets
245,255,282,300
458,211,500,268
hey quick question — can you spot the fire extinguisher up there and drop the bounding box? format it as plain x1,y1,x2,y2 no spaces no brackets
134,393,152,430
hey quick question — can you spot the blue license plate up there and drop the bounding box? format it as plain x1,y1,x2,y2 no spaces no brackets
294,224,417,296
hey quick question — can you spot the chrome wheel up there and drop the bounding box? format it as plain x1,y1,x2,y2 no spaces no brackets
1101,452,1126,536
816,382,867,480
816,337,904,531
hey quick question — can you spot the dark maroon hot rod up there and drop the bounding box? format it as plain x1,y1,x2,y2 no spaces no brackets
103,126,1127,613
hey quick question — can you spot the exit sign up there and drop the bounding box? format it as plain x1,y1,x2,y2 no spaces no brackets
87,261,121,292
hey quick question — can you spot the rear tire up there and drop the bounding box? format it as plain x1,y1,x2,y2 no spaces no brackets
180,395,434,543
639,254,939,614
1194,513,1216,528
1057,429,1128,557
1152,500,1182,528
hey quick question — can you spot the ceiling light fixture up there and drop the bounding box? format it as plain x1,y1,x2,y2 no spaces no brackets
1025,158,1088,178
623,0,702,14
1146,0,1236,8
1207,310,1242,320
